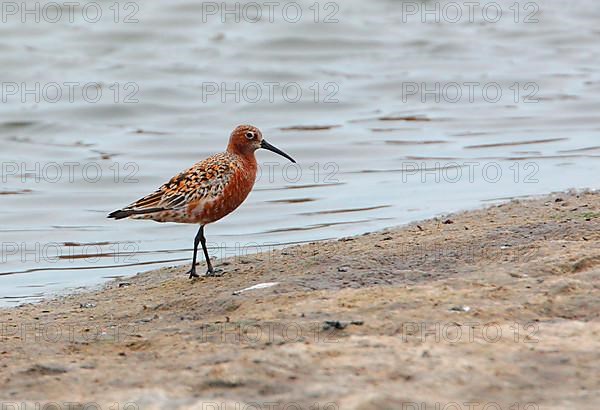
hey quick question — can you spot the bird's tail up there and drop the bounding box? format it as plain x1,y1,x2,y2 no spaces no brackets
107,207,166,220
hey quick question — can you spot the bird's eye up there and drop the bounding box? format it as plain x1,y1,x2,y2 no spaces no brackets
245,131,255,139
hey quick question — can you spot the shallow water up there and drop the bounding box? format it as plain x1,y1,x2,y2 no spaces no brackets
1,0,599,305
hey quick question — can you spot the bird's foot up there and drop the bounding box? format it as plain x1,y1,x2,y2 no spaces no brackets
187,268,200,279
205,267,224,277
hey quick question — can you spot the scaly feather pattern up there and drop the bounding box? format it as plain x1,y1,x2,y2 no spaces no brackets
110,151,256,224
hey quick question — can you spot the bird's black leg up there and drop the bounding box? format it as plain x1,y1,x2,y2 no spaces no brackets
198,225,216,276
187,226,203,279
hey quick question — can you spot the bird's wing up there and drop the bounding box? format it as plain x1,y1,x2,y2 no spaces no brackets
119,152,237,215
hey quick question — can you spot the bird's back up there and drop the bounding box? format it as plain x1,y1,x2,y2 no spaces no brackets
109,151,257,224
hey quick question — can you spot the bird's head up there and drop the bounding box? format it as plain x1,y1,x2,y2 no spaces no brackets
227,125,296,163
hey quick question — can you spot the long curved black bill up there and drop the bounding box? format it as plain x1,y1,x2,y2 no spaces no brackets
261,139,296,163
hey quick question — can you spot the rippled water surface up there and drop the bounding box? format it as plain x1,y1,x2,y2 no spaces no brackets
1,0,599,305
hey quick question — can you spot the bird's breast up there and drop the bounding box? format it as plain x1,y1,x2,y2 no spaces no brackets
190,159,257,224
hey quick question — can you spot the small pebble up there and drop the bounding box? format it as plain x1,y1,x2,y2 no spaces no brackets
449,305,471,313
322,320,364,330
79,303,96,309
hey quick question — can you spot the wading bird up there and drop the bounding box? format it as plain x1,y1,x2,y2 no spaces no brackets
108,125,296,278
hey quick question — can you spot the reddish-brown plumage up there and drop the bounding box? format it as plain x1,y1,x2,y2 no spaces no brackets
108,124,296,278
112,126,262,224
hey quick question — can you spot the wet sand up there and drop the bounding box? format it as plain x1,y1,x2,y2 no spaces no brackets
1,191,599,409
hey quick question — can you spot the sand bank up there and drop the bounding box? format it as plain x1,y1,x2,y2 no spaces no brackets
1,191,599,409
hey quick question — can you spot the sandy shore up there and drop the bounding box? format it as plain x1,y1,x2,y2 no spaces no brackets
1,191,599,409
